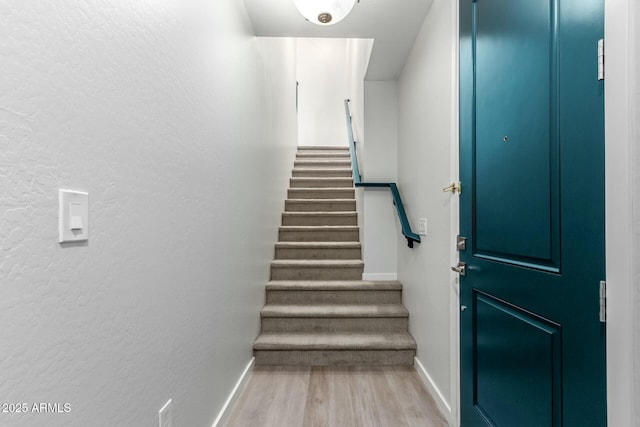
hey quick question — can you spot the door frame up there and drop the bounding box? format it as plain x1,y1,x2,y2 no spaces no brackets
603,1,636,426
449,1,461,427
450,1,637,426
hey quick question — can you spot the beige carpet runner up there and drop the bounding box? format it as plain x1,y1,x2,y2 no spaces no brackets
253,146,417,366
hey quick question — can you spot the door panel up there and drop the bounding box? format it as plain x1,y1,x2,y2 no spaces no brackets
474,291,561,427
459,0,606,425
475,0,559,267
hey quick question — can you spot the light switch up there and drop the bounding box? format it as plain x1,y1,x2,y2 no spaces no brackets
417,218,428,236
69,203,83,230
59,190,89,243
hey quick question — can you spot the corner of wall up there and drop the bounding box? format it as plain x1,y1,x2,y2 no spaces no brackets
414,357,455,426
395,0,456,416
211,358,255,427
361,81,399,279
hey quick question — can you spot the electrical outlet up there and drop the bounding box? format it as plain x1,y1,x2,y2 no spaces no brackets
159,399,172,427
417,218,427,236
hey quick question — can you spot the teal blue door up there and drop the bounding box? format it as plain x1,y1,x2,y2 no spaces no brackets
459,0,606,425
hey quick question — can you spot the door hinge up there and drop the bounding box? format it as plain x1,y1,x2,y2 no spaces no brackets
598,39,604,81
599,280,607,323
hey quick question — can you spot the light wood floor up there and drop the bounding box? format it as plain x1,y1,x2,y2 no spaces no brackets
224,366,449,427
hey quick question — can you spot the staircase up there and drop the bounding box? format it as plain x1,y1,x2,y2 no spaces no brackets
253,146,417,366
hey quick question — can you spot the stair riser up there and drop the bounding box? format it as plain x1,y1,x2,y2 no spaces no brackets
289,179,354,188
282,214,357,226
266,290,402,305
271,266,363,281
297,146,350,151
285,201,356,212
279,230,359,242
288,189,355,200
254,350,415,366
294,161,352,168
292,169,353,178
296,153,351,159
275,247,361,260
261,318,408,333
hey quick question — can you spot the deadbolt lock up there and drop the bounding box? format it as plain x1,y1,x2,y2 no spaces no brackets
457,235,467,251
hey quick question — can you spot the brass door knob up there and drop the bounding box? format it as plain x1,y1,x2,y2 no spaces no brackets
443,182,462,194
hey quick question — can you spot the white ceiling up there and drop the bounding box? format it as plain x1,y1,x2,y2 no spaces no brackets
242,0,433,80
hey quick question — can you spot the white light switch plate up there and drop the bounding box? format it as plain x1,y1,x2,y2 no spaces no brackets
417,218,427,236
58,189,89,243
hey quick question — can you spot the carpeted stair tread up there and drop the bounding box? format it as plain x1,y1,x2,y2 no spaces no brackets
294,160,352,167
282,211,357,215
295,159,352,163
292,168,353,178
290,177,354,188
271,259,364,268
261,304,409,318
275,241,361,249
281,211,358,226
290,177,354,182
284,200,357,213
288,187,355,190
288,187,355,193
266,280,403,291
277,225,360,243
292,167,352,173
279,225,359,231
281,211,357,218
274,241,361,260
296,155,349,160
285,198,356,203
297,146,350,151
288,188,355,199
254,332,417,351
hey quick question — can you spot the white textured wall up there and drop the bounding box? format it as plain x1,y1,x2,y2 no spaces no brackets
396,0,455,416
362,81,399,280
297,38,349,147
0,2,298,426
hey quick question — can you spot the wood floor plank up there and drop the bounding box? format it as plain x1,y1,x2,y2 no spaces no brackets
365,366,412,427
346,367,389,427
326,367,359,426
301,367,331,427
223,366,449,427
225,367,310,427
302,367,359,427
382,367,449,427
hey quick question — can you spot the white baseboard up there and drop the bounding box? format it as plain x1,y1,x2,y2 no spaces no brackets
211,357,255,427
362,273,398,281
414,357,456,426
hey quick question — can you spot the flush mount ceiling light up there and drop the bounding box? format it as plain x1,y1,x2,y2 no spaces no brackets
294,0,357,25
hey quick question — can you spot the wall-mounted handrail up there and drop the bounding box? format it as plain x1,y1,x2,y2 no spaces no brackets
344,99,421,248
344,101,362,184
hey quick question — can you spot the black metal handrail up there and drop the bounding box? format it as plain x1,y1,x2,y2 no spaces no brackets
344,99,421,248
